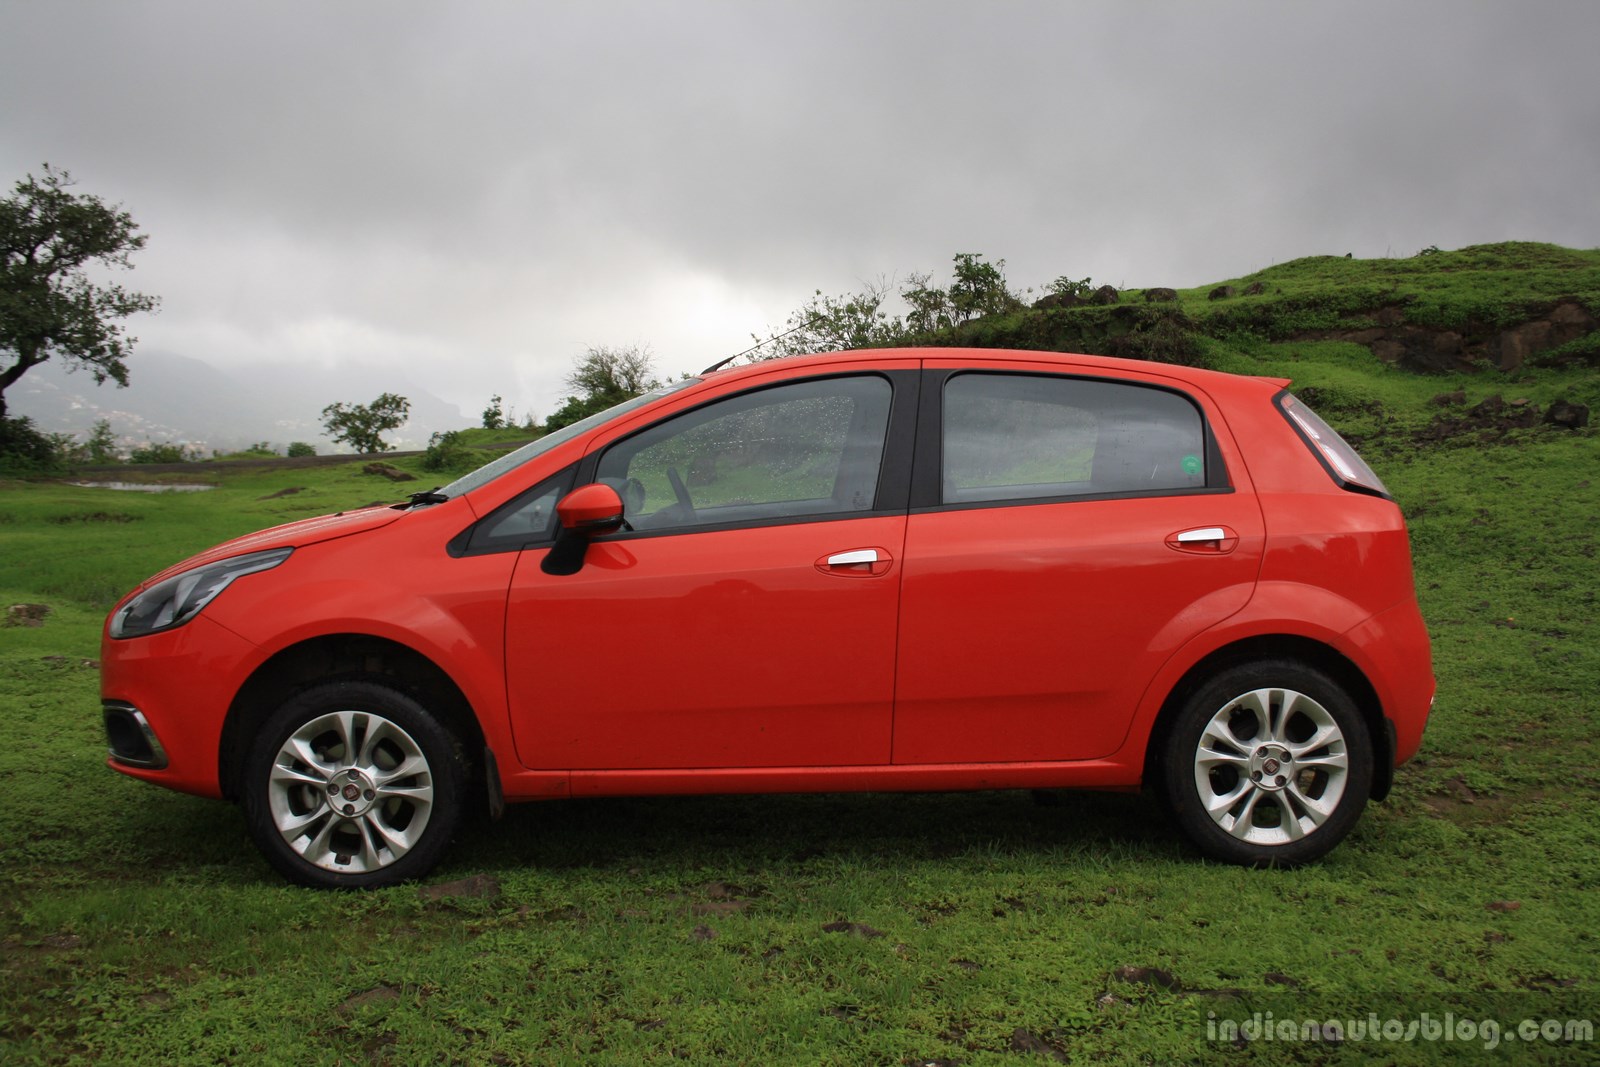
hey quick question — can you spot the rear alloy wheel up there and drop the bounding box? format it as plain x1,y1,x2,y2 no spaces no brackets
1163,661,1373,866
243,682,465,888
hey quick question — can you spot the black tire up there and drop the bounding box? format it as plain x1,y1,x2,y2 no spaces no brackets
242,681,466,888
1161,660,1373,867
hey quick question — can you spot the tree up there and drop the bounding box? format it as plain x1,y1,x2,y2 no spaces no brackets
947,252,1022,324
320,392,410,453
481,394,505,430
757,279,898,358
750,254,1023,360
0,165,159,422
83,417,120,463
544,345,659,431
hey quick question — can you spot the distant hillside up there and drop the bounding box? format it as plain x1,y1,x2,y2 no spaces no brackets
9,351,470,455
920,242,1600,377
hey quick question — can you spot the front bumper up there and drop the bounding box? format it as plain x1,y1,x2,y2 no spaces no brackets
99,613,261,799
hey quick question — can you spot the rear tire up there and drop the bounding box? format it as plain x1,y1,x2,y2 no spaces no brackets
242,681,465,889
1161,660,1372,866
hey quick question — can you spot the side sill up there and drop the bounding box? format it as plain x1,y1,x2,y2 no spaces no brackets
499,760,1142,801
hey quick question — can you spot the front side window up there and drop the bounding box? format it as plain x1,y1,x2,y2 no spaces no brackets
438,378,700,500
943,373,1207,504
596,376,893,531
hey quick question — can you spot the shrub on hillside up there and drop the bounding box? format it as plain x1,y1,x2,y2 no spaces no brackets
129,441,196,464
421,430,482,473
0,416,67,472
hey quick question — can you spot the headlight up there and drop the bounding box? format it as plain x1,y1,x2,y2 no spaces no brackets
110,548,293,639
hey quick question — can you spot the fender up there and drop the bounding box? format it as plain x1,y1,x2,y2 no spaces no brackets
207,556,519,761
1111,579,1395,773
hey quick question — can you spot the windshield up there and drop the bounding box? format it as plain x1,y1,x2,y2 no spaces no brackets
436,379,701,499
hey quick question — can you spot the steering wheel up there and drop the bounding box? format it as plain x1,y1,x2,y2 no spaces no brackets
666,466,695,518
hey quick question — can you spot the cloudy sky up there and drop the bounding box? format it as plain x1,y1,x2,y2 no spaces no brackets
3,0,1598,427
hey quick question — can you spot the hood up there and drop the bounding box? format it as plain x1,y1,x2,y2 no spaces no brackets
141,505,404,586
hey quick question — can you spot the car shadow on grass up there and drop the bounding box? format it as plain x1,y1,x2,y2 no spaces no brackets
447,788,1181,875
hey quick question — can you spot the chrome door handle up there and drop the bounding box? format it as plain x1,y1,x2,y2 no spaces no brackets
1167,525,1239,555
826,549,880,566
1176,527,1226,543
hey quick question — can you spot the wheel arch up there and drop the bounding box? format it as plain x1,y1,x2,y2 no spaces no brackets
219,633,487,805
1141,634,1394,802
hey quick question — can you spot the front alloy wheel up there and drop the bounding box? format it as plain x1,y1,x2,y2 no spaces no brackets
244,682,464,888
1163,661,1373,866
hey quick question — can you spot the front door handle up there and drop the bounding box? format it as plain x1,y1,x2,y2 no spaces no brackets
816,547,893,576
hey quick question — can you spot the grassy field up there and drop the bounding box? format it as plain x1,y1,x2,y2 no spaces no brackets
3,279,1600,1062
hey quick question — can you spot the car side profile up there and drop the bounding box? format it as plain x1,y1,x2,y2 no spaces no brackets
100,348,1434,888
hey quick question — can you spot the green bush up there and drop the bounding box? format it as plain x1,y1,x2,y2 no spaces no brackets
0,415,67,472
286,441,317,457
420,430,481,473
129,441,196,464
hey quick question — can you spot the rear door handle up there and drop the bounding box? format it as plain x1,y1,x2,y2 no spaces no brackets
1166,525,1239,554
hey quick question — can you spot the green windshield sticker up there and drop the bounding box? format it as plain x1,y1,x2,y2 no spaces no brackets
1181,454,1202,476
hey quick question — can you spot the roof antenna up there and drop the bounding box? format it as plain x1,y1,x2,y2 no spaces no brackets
701,316,825,374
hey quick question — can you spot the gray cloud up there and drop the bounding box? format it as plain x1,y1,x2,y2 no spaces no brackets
3,1,1597,426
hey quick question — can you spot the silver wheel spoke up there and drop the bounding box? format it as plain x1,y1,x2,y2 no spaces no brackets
1196,752,1251,773
275,805,328,836
1203,778,1253,818
270,765,326,791
293,813,338,861
363,812,416,859
351,818,385,872
1198,718,1253,757
1222,787,1269,840
1285,781,1337,827
370,754,429,789
329,711,363,766
1295,749,1349,772
1266,690,1300,744
282,735,335,777
377,783,433,805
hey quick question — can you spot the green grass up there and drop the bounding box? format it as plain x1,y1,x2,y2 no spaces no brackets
4,282,1600,1062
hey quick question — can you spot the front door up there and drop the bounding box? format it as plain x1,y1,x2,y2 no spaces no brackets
505,373,911,770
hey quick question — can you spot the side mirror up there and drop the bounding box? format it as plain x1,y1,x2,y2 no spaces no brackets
543,483,624,576
556,483,625,534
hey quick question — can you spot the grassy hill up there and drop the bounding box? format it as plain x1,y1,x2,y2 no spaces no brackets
2,244,1597,1064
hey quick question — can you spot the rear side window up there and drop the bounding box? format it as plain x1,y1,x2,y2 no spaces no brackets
942,373,1208,504
1277,392,1390,498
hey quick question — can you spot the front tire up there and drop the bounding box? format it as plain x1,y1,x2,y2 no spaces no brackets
1161,661,1373,866
242,681,465,888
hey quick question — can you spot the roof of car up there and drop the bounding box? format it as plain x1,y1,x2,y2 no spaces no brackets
704,347,1286,393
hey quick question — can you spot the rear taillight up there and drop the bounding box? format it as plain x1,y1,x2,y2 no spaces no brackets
1277,392,1390,498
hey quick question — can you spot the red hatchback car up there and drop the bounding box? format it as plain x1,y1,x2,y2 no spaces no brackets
101,348,1433,887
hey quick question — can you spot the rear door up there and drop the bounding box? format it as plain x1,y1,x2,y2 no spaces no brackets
893,361,1265,764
